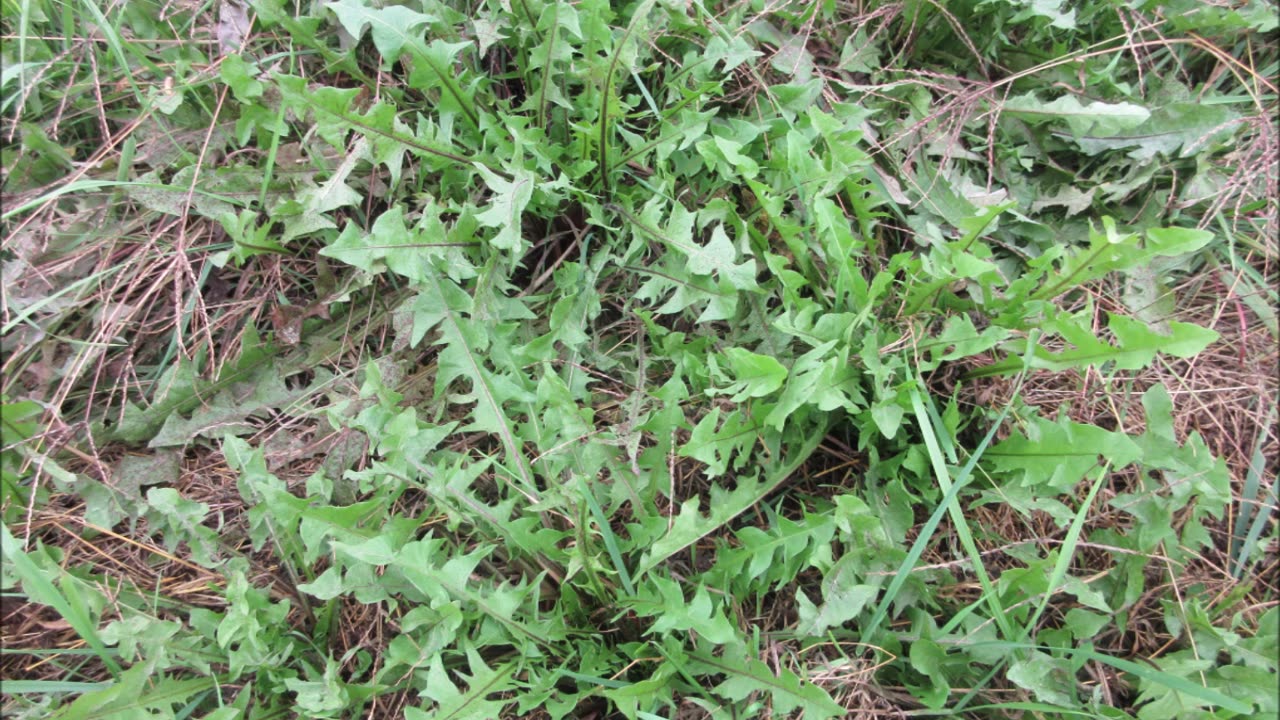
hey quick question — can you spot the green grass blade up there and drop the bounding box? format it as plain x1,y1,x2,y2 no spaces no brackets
1232,402,1278,579
50,667,220,720
74,0,144,107
577,474,636,596
937,701,1109,717
937,584,998,637
1,179,251,221
598,0,658,197
909,388,1016,642
535,0,559,131
0,525,122,677
1076,647,1251,715
862,331,1039,642
16,0,32,118
410,44,481,129
2,680,113,694
635,417,830,580
967,642,1253,715
1019,459,1111,640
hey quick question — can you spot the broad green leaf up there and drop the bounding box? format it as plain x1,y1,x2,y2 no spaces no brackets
987,414,1142,491
49,664,218,720
284,658,349,718
985,0,1077,29
276,73,477,167
925,314,1011,365
1030,183,1096,216
150,364,333,447
394,539,558,648
1063,608,1110,639
409,264,538,501
764,341,863,429
643,579,739,645
1071,102,1239,160
690,653,844,720
972,310,1219,377
107,450,181,509
679,407,755,477
1,524,120,677
325,206,424,279
870,400,904,440
695,134,760,179
385,606,464,673
331,534,396,565
298,136,369,216
634,204,755,291
219,54,264,101
472,17,505,55
623,204,745,320
1131,655,1230,720
641,421,828,577
1144,226,1215,256
274,77,361,150
1007,652,1076,707
358,101,414,186
405,39,480,126
795,553,879,635
602,669,676,720
145,488,221,567
1214,665,1279,716
1109,314,1218,364
324,0,433,61
708,512,837,593
719,347,787,400
1003,92,1150,138
297,567,345,601
103,328,276,444
1122,264,1176,333
967,640,1249,707
474,164,534,252
687,224,756,290
406,650,516,720
703,33,760,71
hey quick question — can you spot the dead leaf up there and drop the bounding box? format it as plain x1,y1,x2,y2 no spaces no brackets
217,0,252,56
269,301,329,346
270,304,307,346
111,450,184,500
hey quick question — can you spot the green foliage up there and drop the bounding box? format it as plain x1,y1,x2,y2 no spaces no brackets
692,652,845,720
3,0,1273,718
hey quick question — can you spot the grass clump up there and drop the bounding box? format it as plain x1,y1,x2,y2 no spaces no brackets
2,0,1276,718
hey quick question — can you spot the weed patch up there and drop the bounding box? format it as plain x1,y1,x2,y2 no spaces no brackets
2,0,1276,718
